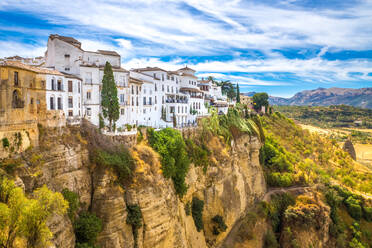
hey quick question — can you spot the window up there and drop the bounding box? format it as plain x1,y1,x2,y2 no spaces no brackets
161,74,164,81
136,97,138,106
171,86,174,93
78,82,81,93
121,108,125,115
120,94,125,103
30,98,34,105
143,97,146,105
86,91,91,100
162,85,164,92
162,96,164,104
131,85,134,94
149,97,152,105
136,86,139,95
68,110,73,117
50,97,55,110
155,84,157,91
68,97,73,108
68,81,73,92
57,97,63,110
155,96,157,104
87,108,91,116
14,72,19,86
132,97,134,106
167,86,169,92
144,87,146,94
167,75,170,80
51,79,55,90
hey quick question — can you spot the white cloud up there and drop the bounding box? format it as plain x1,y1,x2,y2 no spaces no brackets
0,41,45,58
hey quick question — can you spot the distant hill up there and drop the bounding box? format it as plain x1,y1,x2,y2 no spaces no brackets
244,87,372,109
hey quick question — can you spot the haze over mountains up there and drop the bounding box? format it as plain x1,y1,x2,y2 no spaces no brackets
244,87,372,109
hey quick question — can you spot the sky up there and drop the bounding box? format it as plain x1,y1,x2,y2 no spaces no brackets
0,0,372,97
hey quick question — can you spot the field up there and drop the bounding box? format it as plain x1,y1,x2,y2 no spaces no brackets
300,124,372,168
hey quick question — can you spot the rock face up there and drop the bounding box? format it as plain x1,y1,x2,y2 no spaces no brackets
343,139,357,160
15,129,266,248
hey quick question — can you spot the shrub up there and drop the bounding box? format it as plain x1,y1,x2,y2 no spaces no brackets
185,139,209,172
191,197,204,232
345,196,362,220
211,215,227,235
184,202,191,216
126,204,142,248
2,138,9,149
62,188,80,222
363,207,372,222
74,212,102,246
264,230,279,248
148,128,189,197
268,193,296,233
267,172,294,187
92,148,134,184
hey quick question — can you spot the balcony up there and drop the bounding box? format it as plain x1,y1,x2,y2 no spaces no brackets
85,79,93,84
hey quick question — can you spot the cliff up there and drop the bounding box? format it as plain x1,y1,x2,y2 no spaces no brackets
4,121,349,248
7,124,267,248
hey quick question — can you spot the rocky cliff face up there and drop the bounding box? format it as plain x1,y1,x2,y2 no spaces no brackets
13,126,267,248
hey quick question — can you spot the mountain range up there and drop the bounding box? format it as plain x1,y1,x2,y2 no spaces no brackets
244,87,372,109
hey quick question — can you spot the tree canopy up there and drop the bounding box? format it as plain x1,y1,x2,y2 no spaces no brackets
252,92,269,111
0,178,68,248
101,61,120,131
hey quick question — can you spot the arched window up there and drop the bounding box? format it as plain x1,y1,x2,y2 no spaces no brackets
12,90,23,108
50,96,55,110
57,79,63,91
51,78,56,90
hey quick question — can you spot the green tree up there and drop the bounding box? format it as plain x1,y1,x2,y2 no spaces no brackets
252,93,269,112
74,212,102,247
101,61,119,131
236,83,241,103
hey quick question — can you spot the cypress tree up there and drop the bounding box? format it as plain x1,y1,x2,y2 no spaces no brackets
101,61,119,131
236,83,241,103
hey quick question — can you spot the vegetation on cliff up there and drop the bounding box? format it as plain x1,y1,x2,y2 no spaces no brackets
260,112,372,194
0,178,68,248
275,105,372,129
147,128,190,197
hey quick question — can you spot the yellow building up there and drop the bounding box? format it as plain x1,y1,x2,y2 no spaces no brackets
240,94,253,109
0,61,63,157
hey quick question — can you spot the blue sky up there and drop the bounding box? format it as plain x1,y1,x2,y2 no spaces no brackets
1,0,372,97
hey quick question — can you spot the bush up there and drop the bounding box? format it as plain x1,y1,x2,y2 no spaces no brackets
93,148,134,184
345,196,362,220
211,215,227,235
148,128,189,197
126,204,142,248
267,172,294,187
2,138,9,148
74,212,102,246
185,139,210,173
363,207,372,222
268,193,296,233
264,230,279,248
184,202,191,216
191,197,204,232
62,188,80,222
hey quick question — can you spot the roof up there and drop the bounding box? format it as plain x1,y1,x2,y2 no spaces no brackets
180,87,202,93
49,34,82,49
133,67,167,72
61,72,82,80
96,50,120,57
0,61,63,76
178,72,198,79
177,66,196,72
129,77,143,84
80,64,128,72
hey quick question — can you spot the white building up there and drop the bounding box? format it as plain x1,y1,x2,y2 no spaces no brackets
43,34,232,130
45,34,128,127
